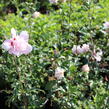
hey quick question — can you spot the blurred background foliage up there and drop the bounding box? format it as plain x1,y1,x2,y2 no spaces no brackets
0,0,109,109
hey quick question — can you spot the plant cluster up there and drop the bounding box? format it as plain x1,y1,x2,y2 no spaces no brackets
0,0,109,109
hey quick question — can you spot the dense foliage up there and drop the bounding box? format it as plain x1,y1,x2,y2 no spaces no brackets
0,0,109,109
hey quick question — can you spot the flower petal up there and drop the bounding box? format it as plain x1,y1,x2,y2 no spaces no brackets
103,22,109,29
23,44,32,55
11,28,16,37
9,49,22,57
2,40,11,51
20,31,29,42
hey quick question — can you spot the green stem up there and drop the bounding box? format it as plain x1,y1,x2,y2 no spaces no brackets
14,56,21,82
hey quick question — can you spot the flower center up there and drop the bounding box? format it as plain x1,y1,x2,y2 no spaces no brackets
13,38,16,40
11,41,14,46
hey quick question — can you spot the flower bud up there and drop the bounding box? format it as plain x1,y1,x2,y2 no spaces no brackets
82,64,90,73
49,0,58,4
55,67,65,79
33,11,40,18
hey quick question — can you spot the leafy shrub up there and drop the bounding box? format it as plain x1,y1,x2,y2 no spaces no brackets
0,0,109,109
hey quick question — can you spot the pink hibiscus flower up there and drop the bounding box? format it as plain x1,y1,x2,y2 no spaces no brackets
72,45,83,55
93,49,102,62
103,22,109,29
2,28,32,56
72,44,90,55
82,44,90,53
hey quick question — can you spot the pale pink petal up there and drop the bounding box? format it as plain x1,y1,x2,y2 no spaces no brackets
72,45,77,54
82,44,90,53
98,50,103,56
9,49,22,57
20,31,29,42
14,39,27,51
23,44,32,54
103,22,109,29
77,45,83,54
11,28,16,37
94,55,101,62
2,40,11,51
72,45,83,54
